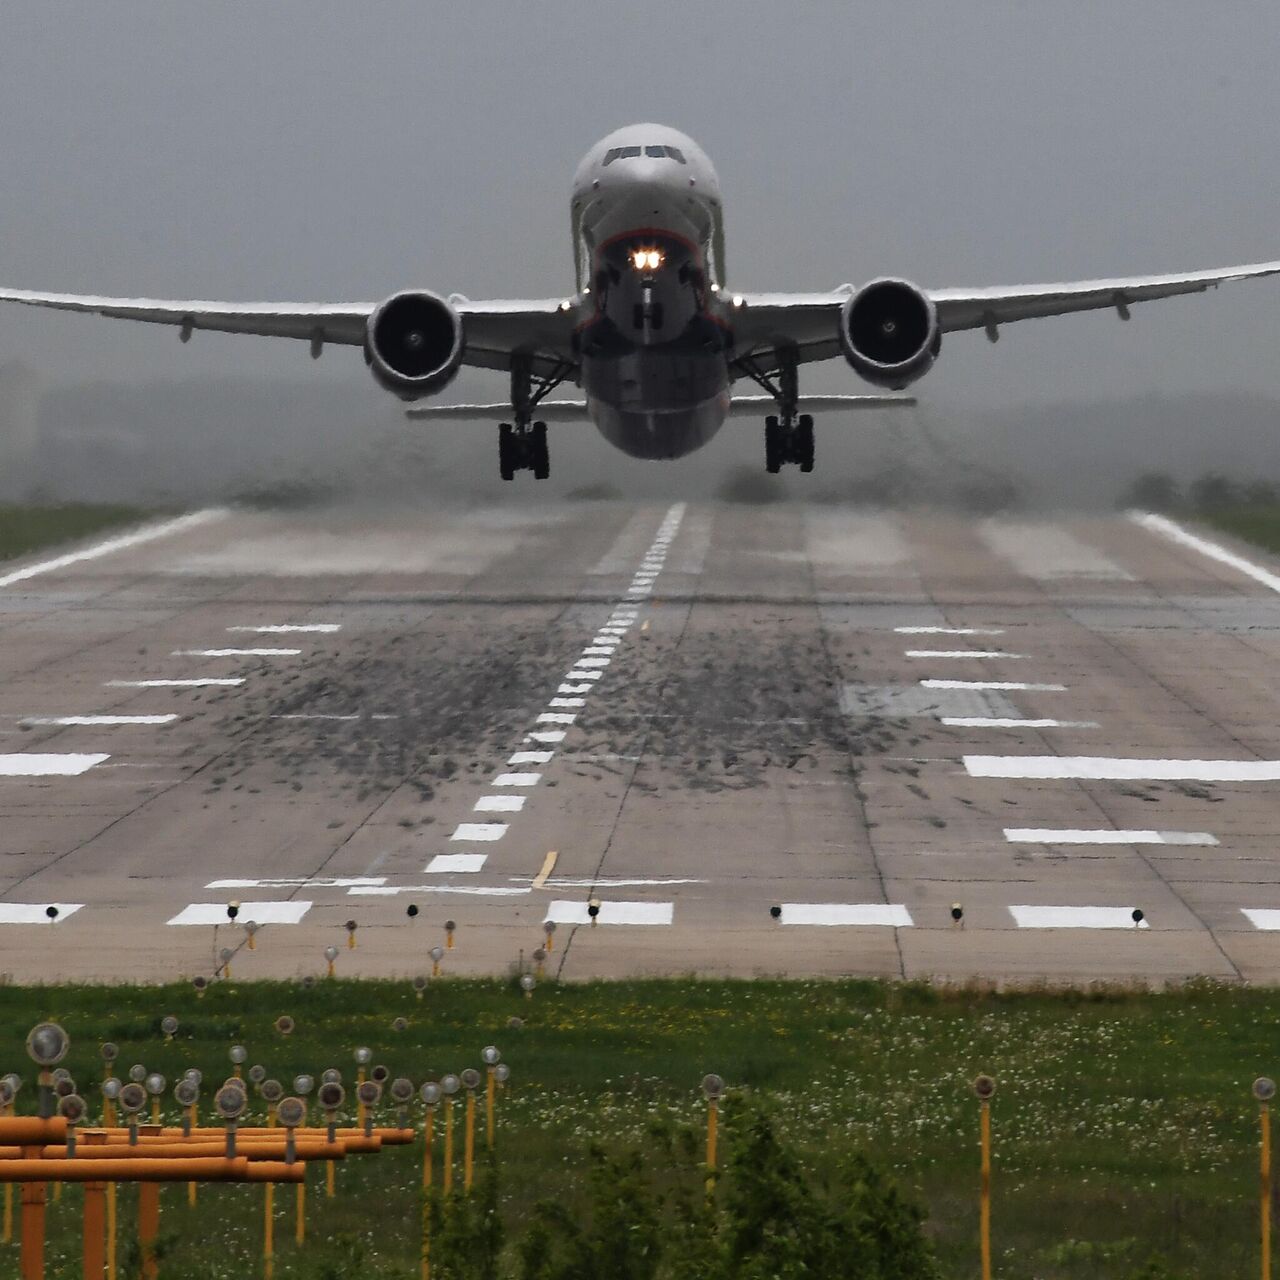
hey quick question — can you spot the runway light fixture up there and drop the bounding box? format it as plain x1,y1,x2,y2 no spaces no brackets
293,1074,314,1096
193,975,208,997
420,1081,442,1107
354,1046,372,1068
320,1068,341,1086
951,903,964,927
26,1022,70,1067
161,1015,179,1041
261,1079,284,1105
145,1073,166,1097
119,1083,146,1115
248,1064,267,1087
274,1015,295,1036
101,1079,121,1103
100,1043,118,1064
174,1078,199,1108
324,945,339,978
769,905,782,921
532,946,547,977
412,975,428,999
184,1068,203,1086
520,974,536,1000
245,920,260,949
345,919,358,949
441,1074,461,1097
482,1046,501,1067
406,904,419,919
226,902,240,922
393,1016,408,1032
445,920,457,950
219,946,234,977
494,1064,510,1086
543,920,556,951
1132,908,1145,927
1256,1078,1277,1103
128,1064,147,1084
229,1045,248,1069
430,945,444,978
371,1064,390,1085
45,905,58,923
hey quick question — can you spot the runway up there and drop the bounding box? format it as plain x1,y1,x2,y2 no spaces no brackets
2,497,1280,984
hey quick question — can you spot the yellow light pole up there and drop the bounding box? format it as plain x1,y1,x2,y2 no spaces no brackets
440,1075,461,1198
175,1076,201,1208
325,944,339,979
346,919,358,950
293,1075,314,1245
481,1048,501,1149
445,919,456,950
460,1070,481,1192
430,945,444,978
1257,1078,1277,1280
543,920,556,953
0,1079,17,1243
317,1079,344,1200
701,1075,724,1198
973,1075,996,1280
355,1048,372,1128
420,1082,441,1280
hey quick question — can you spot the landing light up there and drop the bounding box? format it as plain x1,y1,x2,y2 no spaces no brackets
631,248,663,272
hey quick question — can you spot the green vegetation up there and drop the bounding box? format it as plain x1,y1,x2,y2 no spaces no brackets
0,976,1275,1277
0,503,154,562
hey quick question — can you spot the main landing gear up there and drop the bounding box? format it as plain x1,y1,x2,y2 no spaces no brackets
737,347,816,474
497,353,571,481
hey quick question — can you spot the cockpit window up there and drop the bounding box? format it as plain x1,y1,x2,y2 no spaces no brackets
602,144,647,166
603,148,621,166
665,146,686,163
645,146,666,158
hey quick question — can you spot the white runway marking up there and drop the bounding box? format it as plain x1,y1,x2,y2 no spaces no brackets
537,712,577,725
208,877,383,889
493,772,541,786
508,750,553,765
1005,828,1218,846
474,794,526,813
1133,511,1280,594
566,670,602,681
1010,905,1149,929
0,903,83,924
906,650,1024,660
228,623,341,633
548,697,585,708
172,648,301,657
545,899,674,925
923,679,1066,692
576,657,611,668
780,903,913,927
526,731,566,744
0,508,228,589
583,645,617,654
107,678,244,688
941,717,1098,729
168,900,312,925
349,884,530,897
1243,909,1280,930
895,626,1005,635
968,756,1280,781
558,684,593,695
451,822,507,842
527,876,707,888
272,713,398,721
0,753,109,776
426,854,488,874
21,715,178,726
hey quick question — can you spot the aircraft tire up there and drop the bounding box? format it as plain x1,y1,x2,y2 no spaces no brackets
533,422,550,479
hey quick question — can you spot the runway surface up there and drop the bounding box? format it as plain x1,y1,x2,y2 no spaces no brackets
3,498,1280,984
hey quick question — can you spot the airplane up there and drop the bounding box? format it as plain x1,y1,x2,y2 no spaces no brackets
1,121,1278,480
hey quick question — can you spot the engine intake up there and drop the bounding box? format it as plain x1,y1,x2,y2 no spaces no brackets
839,278,939,389
366,290,463,399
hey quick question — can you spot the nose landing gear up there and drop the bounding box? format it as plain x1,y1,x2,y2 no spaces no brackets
764,414,814,474
499,421,550,481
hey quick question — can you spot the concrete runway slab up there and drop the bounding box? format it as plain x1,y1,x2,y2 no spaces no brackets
2,500,1280,984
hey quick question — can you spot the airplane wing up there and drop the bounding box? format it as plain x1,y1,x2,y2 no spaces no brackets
407,393,914,421
731,258,1280,372
0,286,576,372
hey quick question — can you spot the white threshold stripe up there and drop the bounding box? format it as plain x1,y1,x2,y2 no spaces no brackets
509,750,553,765
228,623,341,633
941,717,1099,729
523,876,707,888
538,712,577,725
0,508,228,589
545,899,673,925
968,756,1280,781
475,794,525,813
272,713,397,721
107,678,244,688
0,903,83,924
350,885,530,897
451,822,507,842
558,684,593,695
905,650,1024,660
1005,828,1218,846
208,877,384,888
780,903,913,927
548,697,585,708
1010,905,1149,929
526,731,566,744
1243,909,1280,931
172,648,301,657
895,626,1005,635
21,714,178,726
0,753,109,776
493,772,540,786
168,900,312,925
1132,511,1280,594
923,680,1066,692
426,854,488,874
566,670,602,681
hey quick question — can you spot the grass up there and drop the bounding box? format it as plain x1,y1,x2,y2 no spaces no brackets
0,503,155,563
1200,503,1280,557
0,977,1275,1277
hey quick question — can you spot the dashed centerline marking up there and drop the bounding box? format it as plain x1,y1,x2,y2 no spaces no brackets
493,773,541,786
474,795,525,813
228,624,341,633
968,756,1280,781
108,678,244,688
21,715,178,726
173,648,302,658
905,650,1025,660
895,626,1005,635
942,717,1098,729
924,680,1066,692
1004,828,1218,846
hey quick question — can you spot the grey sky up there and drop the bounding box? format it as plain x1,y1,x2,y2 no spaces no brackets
1,1,1278,413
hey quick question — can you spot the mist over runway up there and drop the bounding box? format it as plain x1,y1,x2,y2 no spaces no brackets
1,496,1280,984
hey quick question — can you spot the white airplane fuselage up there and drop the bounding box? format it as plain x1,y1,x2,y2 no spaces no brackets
571,124,733,459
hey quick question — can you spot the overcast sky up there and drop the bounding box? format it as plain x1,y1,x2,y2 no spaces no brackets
1,1,1279,413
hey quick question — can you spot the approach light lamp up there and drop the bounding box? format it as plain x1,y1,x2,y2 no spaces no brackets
261,1079,284,1105
973,1075,997,1101
229,1045,248,1066
0,1081,14,1108
390,1077,414,1105
226,902,240,921
26,1022,70,1067
245,920,259,941
101,1079,121,1102
293,1074,315,1096
481,1046,501,1067
1132,908,1145,926
219,947,234,971
412,976,428,996
128,1064,147,1084
769,905,782,920
494,1065,510,1085
55,1077,77,1099
371,1064,390,1085
215,1084,247,1121
221,1076,248,1095
440,1074,461,1097
951,903,964,924
119,1083,147,1115
317,1082,345,1112
174,1079,199,1108
406,904,419,919
51,1067,71,1085
45,905,59,922
324,945,339,963
543,921,556,939
274,1015,295,1036
161,1015,179,1039
702,1074,725,1100
392,1016,408,1032
100,1042,119,1063
184,1068,203,1086
58,1093,86,1124
532,947,546,964
429,946,444,963
277,1097,306,1128
1255,1077,1277,1103
356,1080,381,1107
520,974,536,997
420,1081,442,1107
145,1073,166,1097
354,1046,373,1067
248,1064,267,1086
301,975,316,990
193,976,208,995
460,1069,481,1092
320,1069,342,1086
587,898,601,922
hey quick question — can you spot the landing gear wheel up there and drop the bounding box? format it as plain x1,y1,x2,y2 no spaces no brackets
498,423,515,481
532,421,550,480
797,413,815,473
764,415,781,474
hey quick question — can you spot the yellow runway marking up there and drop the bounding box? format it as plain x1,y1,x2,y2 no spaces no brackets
641,619,650,632
533,850,558,889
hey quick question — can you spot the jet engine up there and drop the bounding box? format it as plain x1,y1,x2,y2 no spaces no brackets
839,278,939,389
365,290,464,399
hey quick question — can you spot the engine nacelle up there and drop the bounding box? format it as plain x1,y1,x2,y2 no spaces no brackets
839,278,939,389
365,290,464,400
